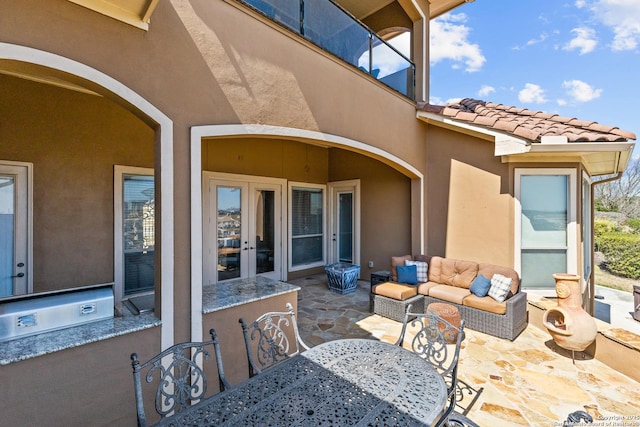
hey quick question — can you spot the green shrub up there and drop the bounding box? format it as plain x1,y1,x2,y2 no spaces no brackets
595,232,640,279
626,218,640,234
594,219,620,235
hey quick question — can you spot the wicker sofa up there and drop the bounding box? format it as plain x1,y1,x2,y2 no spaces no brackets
380,255,527,341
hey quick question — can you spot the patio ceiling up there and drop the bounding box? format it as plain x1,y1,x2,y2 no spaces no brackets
335,0,471,20
66,0,159,30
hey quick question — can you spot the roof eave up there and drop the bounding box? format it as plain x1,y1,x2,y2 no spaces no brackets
417,111,531,155
417,110,636,176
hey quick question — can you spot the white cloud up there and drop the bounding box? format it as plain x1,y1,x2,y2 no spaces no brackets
478,85,495,97
575,0,587,8
430,13,486,72
519,83,547,104
557,99,568,106
526,33,549,47
429,96,463,106
590,0,640,51
563,27,598,54
562,80,603,102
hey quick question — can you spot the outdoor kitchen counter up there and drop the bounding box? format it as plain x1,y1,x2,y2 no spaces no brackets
202,276,300,314
1,277,298,366
0,310,160,366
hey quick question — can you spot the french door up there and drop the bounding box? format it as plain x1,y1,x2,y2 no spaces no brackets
328,180,360,266
204,174,284,284
0,162,31,297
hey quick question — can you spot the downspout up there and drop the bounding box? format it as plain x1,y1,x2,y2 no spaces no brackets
588,172,623,315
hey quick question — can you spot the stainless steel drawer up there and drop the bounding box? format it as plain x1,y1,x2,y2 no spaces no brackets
0,286,114,342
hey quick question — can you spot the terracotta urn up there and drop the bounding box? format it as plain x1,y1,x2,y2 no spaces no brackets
543,273,597,352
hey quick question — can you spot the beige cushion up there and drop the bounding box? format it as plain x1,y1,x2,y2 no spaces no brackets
391,255,413,281
429,257,479,289
478,263,520,297
463,294,507,315
373,282,418,301
428,285,470,304
417,281,440,296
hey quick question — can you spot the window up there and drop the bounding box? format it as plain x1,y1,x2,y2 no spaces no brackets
289,183,325,269
515,169,577,290
114,166,154,303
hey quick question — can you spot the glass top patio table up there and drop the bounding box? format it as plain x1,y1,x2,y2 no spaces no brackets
154,338,447,426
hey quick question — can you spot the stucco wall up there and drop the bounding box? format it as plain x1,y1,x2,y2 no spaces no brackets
0,1,431,424
0,74,154,293
426,125,514,267
328,148,412,274
203,138,329,183
0,326,160,426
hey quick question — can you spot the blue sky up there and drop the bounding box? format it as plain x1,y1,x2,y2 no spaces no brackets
427,0,640,147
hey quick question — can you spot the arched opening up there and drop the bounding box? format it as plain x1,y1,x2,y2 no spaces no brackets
0,43,174,349
190,124,424,342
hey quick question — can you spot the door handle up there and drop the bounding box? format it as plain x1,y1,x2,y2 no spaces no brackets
12,273,25,278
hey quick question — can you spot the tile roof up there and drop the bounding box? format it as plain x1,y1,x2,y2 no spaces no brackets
418,98,636,142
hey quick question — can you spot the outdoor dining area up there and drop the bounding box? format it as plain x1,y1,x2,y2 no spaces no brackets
130,274,640,426
131,299,468,426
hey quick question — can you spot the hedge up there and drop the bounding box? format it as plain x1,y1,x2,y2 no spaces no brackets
595,232,640,279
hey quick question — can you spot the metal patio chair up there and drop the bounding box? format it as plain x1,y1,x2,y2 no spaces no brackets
395,304,469,427
239,302,310,377
130,328,230,427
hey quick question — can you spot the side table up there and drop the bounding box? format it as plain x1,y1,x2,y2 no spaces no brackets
370,270,392,312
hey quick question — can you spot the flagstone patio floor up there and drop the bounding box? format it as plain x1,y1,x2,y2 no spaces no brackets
292,274,640,426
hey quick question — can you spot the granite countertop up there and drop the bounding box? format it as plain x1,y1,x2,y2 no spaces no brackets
2,277,300,366
0,309,160,366
203,276,300,314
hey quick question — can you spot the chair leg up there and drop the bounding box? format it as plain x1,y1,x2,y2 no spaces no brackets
445,412,480,427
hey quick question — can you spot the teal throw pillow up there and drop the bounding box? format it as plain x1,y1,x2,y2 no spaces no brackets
470,274,491,297
397,265,418,285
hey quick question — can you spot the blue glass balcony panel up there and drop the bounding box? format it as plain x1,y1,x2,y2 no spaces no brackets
236,0,415,98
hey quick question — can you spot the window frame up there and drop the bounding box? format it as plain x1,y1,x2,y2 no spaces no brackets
288,182,326,271
514,168,577,291
582,171,592,284
114,165,154,304
0,160,33,298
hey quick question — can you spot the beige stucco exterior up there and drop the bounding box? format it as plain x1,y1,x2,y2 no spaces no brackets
0,0,633,424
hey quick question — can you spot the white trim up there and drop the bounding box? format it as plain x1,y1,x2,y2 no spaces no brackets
288,182,327,271
114,165,154,304
328,180,361,268
202,172,287,285
514,168,577,291
0,160,33,295
190,124,425,342
0,43,174,350
411,0,427,102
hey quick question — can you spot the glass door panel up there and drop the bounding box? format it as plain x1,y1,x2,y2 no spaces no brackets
217,186,244,282
338,192,353,263
520,174,569,288
0,164,28,298
253,189,275,275
0,175,15,297
122,174,155,296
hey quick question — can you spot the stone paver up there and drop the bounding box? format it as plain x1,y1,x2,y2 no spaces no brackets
292,274,640,426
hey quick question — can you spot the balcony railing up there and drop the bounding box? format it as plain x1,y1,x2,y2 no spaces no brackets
236,0,416,99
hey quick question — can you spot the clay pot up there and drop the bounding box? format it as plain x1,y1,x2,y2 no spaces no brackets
543,273,597,352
